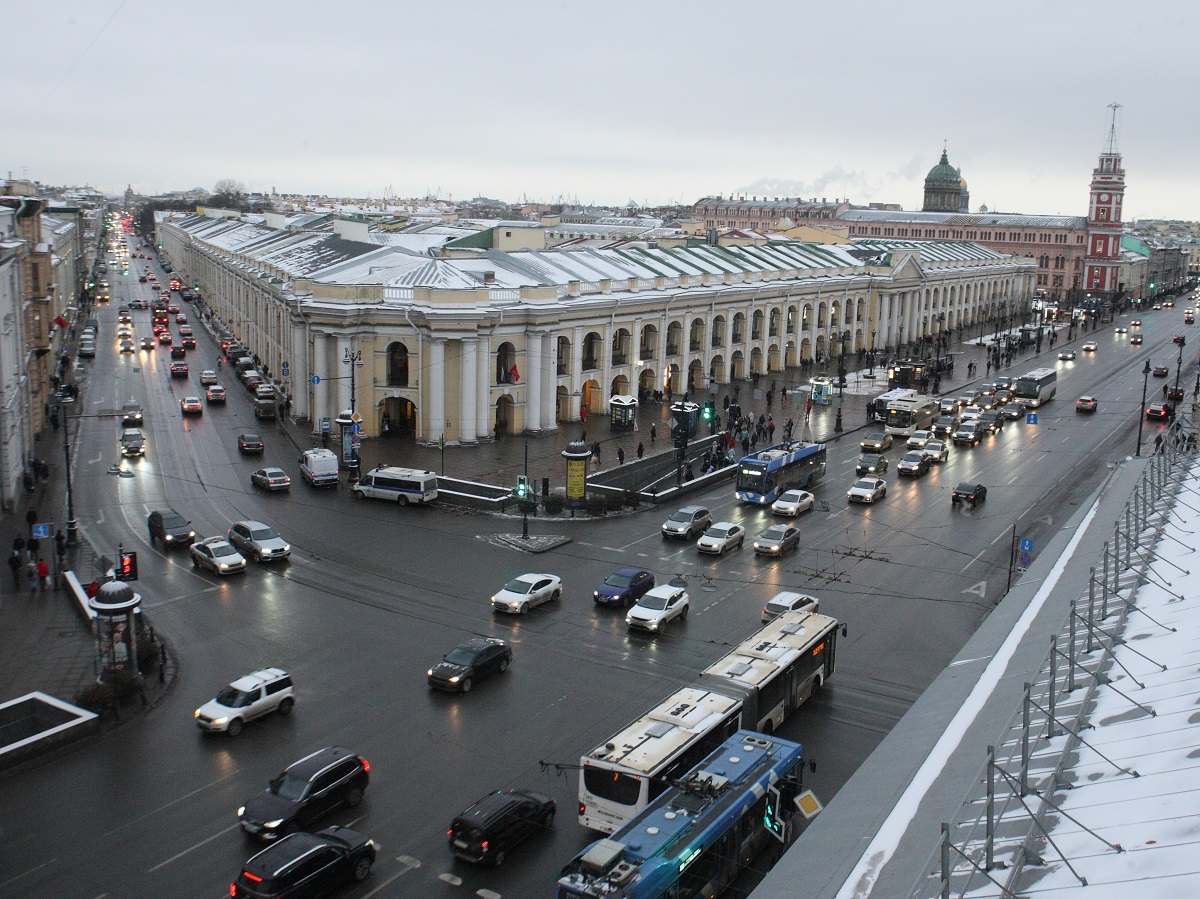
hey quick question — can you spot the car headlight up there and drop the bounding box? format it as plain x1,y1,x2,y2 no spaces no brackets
263,819,284,829
593,591,600,599
218,563,229,570
187,531,195,539
211,716,227,726
237,806,246,817
282,544,290,552
194,709,201,718
448,675,461,683
427,668,435,677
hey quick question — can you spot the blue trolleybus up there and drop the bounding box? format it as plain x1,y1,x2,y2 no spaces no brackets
734,441,826,505
559,730,809,899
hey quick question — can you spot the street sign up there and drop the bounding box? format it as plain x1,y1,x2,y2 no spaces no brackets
320,417,331,433
1026,412,1038,425
351,423,361,434
32,523,51,539
281,361,290,377
1018,551,1032,568
351,412,362,423
311,375,321,385
1020,537,1034,553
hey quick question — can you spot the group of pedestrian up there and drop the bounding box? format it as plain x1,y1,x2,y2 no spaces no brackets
8,542,52,593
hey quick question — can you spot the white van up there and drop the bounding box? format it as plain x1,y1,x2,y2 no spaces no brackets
353,465,438,505
298,448,339,487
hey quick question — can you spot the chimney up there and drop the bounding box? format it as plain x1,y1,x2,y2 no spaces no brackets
483,271,496,283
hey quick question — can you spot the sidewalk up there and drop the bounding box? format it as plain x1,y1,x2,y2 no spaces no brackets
273,327,1058,492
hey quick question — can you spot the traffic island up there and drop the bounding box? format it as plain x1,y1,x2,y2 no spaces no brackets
493,533,572,553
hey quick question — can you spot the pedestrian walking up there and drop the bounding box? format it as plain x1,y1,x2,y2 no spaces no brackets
36,558,50,592
8,551,22,590
26,537,39,560
636,442,644,460
55,530,66,565
26,558,39,593
592,441,601,462
617,446,625,465
650,423,657,442
1154,433,1164,454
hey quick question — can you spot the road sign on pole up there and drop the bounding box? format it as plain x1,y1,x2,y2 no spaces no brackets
1019,537,1034,553
1026,412,1038,425
281,361,290,378
311,375,321,385
32,523,51,539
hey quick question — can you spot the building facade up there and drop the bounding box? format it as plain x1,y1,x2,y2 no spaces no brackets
160,211,1034,448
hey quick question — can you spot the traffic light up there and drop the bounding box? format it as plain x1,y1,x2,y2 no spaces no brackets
763,785,785,841
515,476,529,499
701,401,713,421
117,551,139,581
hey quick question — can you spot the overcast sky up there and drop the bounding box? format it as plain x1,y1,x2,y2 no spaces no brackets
4,1,1197,220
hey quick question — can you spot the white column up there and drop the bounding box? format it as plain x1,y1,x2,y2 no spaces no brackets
476,335,491,440
291,321,307,418
879,293,891,349
657,319,669,391
429,338,446,442
312,331,329,429
460,338,477,443
541,336,557,430
599,325,612,414
571,326,584,415
526,332,542,432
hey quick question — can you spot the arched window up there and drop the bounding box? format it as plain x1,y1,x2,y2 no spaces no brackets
387,342,409,387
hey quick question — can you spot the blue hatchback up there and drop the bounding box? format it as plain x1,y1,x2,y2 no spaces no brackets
594,567,655,608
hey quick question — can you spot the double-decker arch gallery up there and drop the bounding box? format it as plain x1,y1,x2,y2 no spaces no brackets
158,211,1034,446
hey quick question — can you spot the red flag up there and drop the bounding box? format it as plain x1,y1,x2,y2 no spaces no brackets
54,315,69,329
509,364,520,383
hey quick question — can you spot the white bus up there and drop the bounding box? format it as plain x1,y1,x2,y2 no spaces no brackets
697,611,839,735
1013,367,1057,407
577,610,840,833
885,395,940,436
578,687,743,834
869,388,917,423
352,465,438,504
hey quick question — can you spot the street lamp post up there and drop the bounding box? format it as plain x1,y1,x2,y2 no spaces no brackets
56,399,79,546
835,330,849,433
1173,338,1185,399
1136,360,1152,456
867,329,877,378
342,349,363,480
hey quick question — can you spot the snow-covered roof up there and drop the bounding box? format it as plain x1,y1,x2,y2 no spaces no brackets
839,207,1087,229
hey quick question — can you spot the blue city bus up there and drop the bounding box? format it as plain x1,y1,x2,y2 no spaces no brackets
557,731,808,899
735,441,826,504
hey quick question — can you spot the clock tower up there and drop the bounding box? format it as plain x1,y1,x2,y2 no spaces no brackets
1083,104,1125,301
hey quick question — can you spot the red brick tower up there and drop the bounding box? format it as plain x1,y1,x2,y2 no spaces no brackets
1083,103,1125,302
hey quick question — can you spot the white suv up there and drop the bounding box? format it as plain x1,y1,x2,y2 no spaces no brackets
195,668,295,736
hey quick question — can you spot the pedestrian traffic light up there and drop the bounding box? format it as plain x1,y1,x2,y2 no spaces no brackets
701,401,713,421
515,476,529,499
117,551,138,582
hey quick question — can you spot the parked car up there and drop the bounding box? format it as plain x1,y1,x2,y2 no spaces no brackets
1076,396,1098,413
896,451,931,477
860,432,893,453
847,477,887,503
231,827,378,897
760,590,820,623
951,482,988,508
195,667,292,735
626,584,689,632
238,747,370,841
147,509,195,547
449,791,555,868
490,573,562,614
594,567,655,608
190,536,247,575
752,524,801,556
661,505,712,540
771,488,815,517
428,637,511,692
78,340,96,358
696,522,745,554
228,520,291,562
251,467,292,492
856,454,888,476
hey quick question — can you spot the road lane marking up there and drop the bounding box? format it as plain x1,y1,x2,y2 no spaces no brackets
360,855,422,896
960,549,987,573
146,822,240,872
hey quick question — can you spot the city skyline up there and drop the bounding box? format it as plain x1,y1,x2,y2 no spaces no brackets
5,0,1198,220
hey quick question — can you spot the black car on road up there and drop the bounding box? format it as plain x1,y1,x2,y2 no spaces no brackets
428,637,512,693
594,567,655,608
856,454,888,476
231,826,378,897
448,789,555,866
147,509,195,547
951,482,988,508
238,747,370,841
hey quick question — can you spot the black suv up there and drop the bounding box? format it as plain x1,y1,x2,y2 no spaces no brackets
147,509,195,547
448,789,555,866
121,403,144,427
428,637,511,693
239,747,370,841
231,826,378,897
